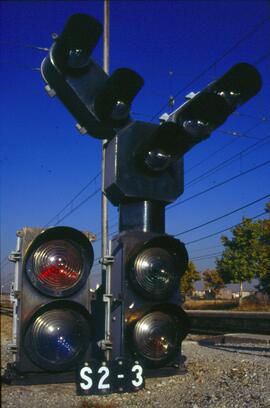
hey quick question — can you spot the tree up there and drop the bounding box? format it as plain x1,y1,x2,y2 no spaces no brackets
202,268,225,298
256,202,270,295
216,206,270,302
180,261,201,298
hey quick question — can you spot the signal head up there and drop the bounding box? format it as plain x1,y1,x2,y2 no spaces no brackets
173,93,231,139
24,226,94,297
128,235,188,300
129,305,189,368
52,13,103,71
94,68,144,126
23,301,94,371
164,62,262,158
209,62,262,109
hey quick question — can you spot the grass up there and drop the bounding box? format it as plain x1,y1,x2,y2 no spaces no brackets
183,296,270,312
183,300,237,310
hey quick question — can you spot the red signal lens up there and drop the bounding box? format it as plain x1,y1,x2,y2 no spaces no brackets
34,240,82,289
37,264,78,287
25,234,93,297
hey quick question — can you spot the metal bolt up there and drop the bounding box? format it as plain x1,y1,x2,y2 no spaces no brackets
75,123,88,135
118,360,123,365
112,316,116,321
45,85,56,97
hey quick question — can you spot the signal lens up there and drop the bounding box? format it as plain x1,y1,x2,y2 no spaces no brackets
131,247,179,299
26,238,90,297
144,149,172,172
110,100,130,121
211,63,262,107
24,303,92,371
183,119,212,137
133,311,179,366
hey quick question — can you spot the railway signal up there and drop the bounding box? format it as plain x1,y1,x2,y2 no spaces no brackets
109,231,189,373
165,62,262,140
41,13,144,139
3,226,95,384
104,62,261,375
4,11,260,392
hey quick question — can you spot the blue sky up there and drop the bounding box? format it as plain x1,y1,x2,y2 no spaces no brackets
1,1,269,290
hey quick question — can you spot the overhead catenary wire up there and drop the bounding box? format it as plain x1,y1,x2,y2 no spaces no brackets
185,133,270,189
168,159,270,211
232,112,269,122
174,193,270,237
150,16,270,122
53,188,100,226
43,172,101,227
253,51,270,65
0,40,49,51
184,210,267,245
190,244,224,254
190,251,223,261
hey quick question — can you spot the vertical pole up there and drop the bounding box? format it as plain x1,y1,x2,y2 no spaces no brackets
102,0,109,261
102,0,111,360
11,234,22,361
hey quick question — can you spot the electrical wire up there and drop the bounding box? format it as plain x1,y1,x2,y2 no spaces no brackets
168,159,270,211
0,40,49,51
184,210,267,245
150,16,270,122
44,172,101,227
190,251,223,261
54,188,100,226
174,193,270,237
185,134,270,189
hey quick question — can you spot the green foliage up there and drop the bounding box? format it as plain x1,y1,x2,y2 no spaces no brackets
202,268,225,298
256,202,270,294
216,204,270,295
180,261,200,295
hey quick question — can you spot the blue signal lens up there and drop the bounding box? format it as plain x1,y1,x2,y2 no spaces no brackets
24,303,92,371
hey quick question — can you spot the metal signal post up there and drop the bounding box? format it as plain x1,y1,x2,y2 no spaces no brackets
101,0,113,361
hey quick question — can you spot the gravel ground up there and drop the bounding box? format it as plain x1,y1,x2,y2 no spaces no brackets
1,315,270,408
